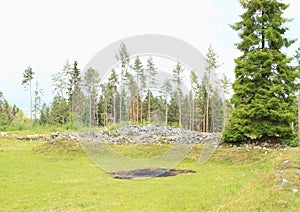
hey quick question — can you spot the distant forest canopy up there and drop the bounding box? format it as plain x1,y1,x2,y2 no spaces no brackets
0,44,232,132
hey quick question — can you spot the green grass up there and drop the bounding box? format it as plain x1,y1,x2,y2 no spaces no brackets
0,136,299,211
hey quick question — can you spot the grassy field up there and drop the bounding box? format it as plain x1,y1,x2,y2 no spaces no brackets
0,135,299,211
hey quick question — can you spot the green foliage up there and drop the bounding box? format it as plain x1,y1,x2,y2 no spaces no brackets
21,66,34,87
223,0,298,144
50,96,69,125
0,92,27,130
10,110,30,130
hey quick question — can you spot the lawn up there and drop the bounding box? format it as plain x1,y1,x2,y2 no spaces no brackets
0,136,299,211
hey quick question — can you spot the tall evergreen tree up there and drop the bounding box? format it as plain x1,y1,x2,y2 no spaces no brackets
220,74,232,129
172,62,184,127
39,103,50,125
115,42,130,122
131,56,144,123
223,0,298,144
145,56,158,123
161,79,172,125
22,66,34,128
67,61,81,113
205,45,219,132
32,81,43,124
107,69,119,125
190,70,198,130
52,60,70,98
83,67,100,127
124,71,137,123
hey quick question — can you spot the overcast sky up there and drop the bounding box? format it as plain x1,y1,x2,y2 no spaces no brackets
0,0,299,116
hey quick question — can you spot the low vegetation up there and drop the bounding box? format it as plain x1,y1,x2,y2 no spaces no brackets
1,135,299,211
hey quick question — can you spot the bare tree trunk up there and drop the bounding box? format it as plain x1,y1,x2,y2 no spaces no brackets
136,95,139,123
119,72,123,122
95,100,98,127
178,92,181,127
29,81,32,128
104,94,107,127
223,100,226,131
165,99,168,125
189,93,192,130
298,90,300,132
206,71,211,132
130,89,134,123
192,99,194,131
140,98,143,123
89,93,92,128
113,91,116,125
148,90,151,123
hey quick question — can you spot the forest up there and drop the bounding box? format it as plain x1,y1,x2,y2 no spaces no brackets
0,45,231,133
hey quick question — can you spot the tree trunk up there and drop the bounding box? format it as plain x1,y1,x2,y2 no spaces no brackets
192,99,195,131
165,99,168,125
140,97,143,123
113,90,116,125
104,93,107,127
89,91,92,128
206,92,209,133
29,81,32,128
189,93,192,130
178,92,181,127
119,71,123,122
136,95,139,123
298,90,300,132
148,90,151,123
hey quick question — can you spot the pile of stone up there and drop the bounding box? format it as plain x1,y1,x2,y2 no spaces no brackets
50,132,78,140
77,125,220,145
14,125,220,144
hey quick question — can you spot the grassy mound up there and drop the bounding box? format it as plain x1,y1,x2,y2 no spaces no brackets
33,139,82,154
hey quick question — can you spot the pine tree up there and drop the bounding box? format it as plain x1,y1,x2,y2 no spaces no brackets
161,79,172,125
83,68,100,127
205,45,220,132
172,62,184,127
107,69,119,125
190,70,198,130
196,75,208,132
52,60,70,98
223,0,298,144
67,61,81,113
22,66,34,128
131,56,144,123
33,81,43,124
115,43,130,122
220,74,232,128
145,56,158,123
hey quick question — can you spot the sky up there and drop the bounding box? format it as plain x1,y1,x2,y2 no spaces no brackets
0,0,299,117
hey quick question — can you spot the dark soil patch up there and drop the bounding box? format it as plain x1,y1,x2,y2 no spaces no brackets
109,168,196,179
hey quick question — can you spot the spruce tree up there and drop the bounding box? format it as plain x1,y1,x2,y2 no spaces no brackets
145,56,158,123
22,66,34,128
223,0,298,144
131,56,144,123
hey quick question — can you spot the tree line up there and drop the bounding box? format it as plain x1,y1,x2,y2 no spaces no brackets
0,44,231,132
